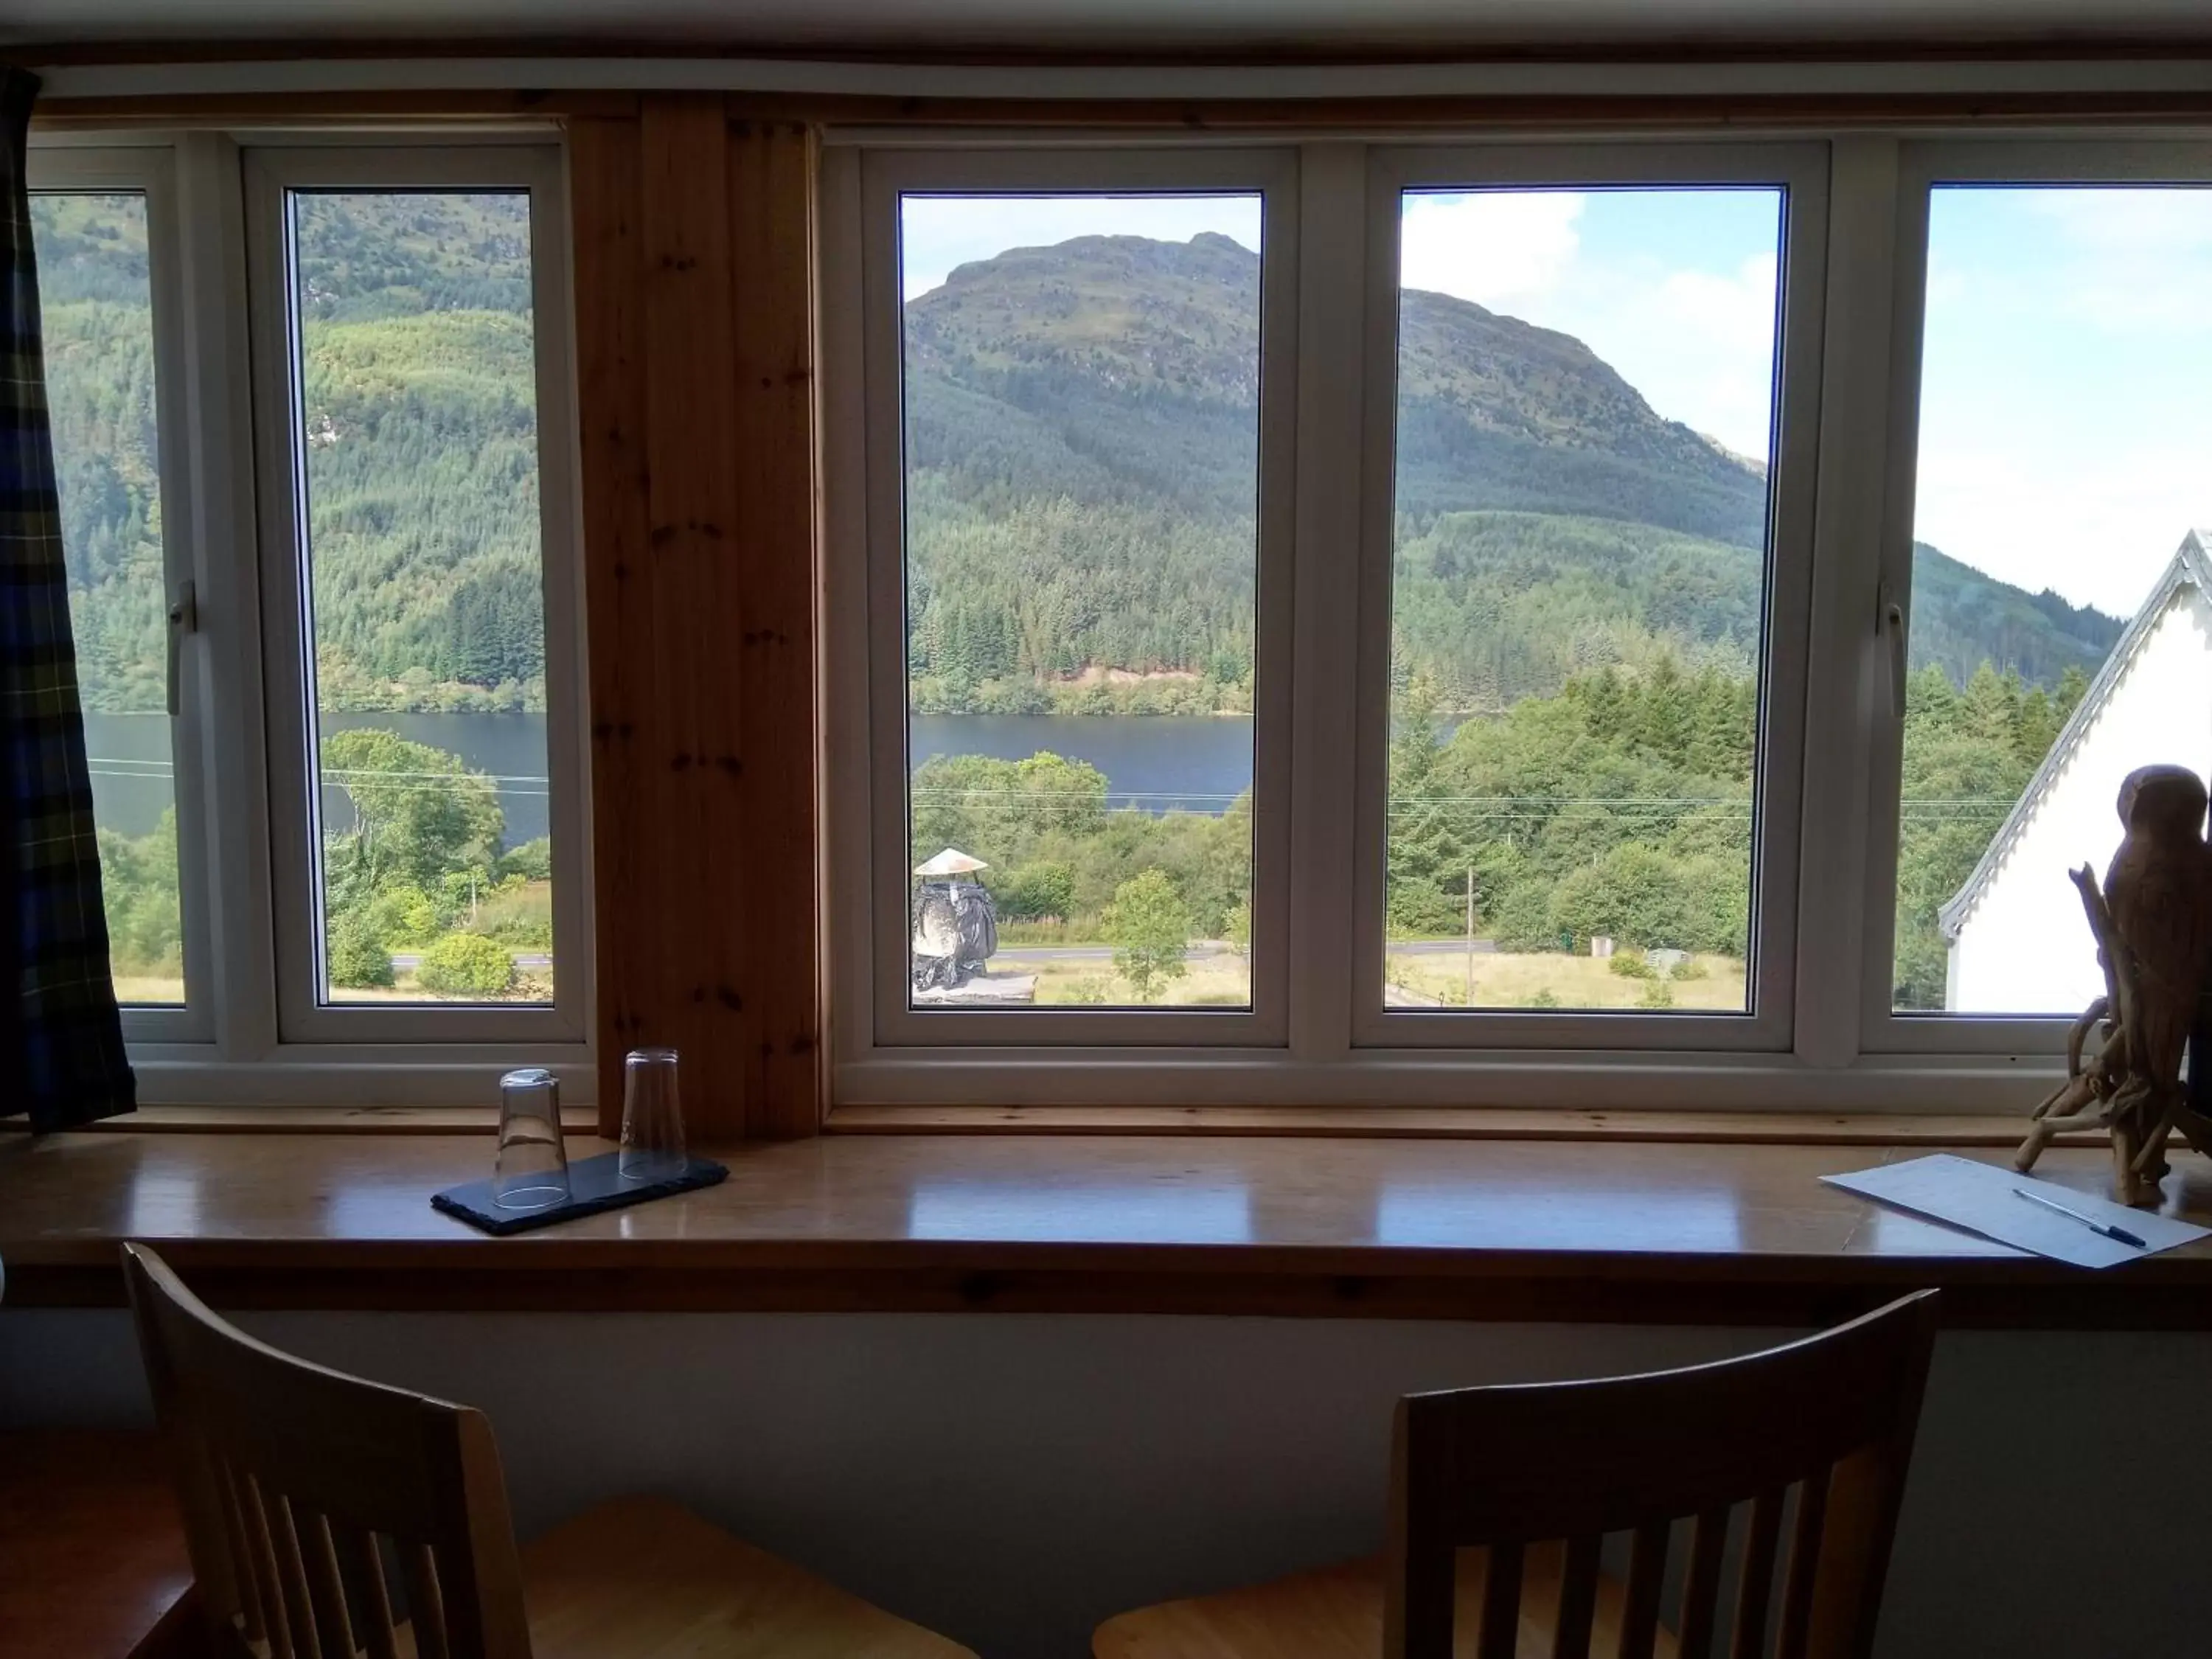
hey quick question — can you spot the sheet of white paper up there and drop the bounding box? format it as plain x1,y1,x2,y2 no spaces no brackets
1822,1154,2211,1269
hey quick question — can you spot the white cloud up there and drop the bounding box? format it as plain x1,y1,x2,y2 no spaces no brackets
2026,187,2212,254
2015,188,2212,337
1656,252,1780,362
1398,194,1780,461
1915,186,2212,612
1397,192,1584,310
1912,433,2208,618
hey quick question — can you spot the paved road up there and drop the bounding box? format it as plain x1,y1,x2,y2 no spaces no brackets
992,939,1495,963
389,950,553,970
994,942,1232,964
383,942,1486,970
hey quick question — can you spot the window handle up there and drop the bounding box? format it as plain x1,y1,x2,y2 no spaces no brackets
166,579,198,717
1879,580,1908,720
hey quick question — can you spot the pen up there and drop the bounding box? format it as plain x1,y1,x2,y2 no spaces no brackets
2011,1186,2149,1249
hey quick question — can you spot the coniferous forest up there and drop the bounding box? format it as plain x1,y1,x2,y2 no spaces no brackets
33,196,2123,1006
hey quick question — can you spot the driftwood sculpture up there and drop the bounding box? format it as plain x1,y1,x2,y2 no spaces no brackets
2017,764,2212,1204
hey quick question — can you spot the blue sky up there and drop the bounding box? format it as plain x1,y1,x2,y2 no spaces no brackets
902,184,2212,619
1917,187,2212,617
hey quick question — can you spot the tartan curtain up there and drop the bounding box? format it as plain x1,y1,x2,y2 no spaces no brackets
1,65,135,1131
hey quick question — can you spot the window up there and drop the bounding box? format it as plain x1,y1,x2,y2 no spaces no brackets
1862,142,2212,1065
897,189,1265,1012
1887,167,2212,1023
848,150,1297,1050
832,132,2211,1110
1355,146,1827,1060
267,180,558,1010
29,181,186,1009
248,147,585,1046
28,133,588,1099
1377,178,1790,1020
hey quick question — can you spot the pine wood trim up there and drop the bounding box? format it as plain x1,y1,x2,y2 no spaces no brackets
728,116,827,1138
27,89,639,124
17,35,2212,70
570,100,825,1139
28,86,2212,133
570,112,663,1130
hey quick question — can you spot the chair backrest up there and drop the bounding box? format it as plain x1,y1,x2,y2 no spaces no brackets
1384,1290,1940,1659
122,1242,534,1659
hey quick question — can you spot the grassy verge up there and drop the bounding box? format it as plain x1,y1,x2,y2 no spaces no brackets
1386,949,1745,1010
1024,950,1252,1007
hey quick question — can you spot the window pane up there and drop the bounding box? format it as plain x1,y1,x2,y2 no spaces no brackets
1383,187,1782,1013
286,190,554,1006
30,191,184,1006
899,194,1262,1009
1897,185,2210,1015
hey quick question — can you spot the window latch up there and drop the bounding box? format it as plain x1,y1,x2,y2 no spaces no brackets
1879,580,1908,720
166,579,198,717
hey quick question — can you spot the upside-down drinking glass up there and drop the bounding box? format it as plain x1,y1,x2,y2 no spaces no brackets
619,1048,687,1182
493,1068,570,1211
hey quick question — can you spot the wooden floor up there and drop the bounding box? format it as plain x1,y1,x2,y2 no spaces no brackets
0,1430,198,1659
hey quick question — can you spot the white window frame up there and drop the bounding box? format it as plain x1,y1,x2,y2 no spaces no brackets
839,145,1301,1053
242,141,590,1048
28,127,595,1104
1352,141,1829,1055
827,128,2199,1113
26,139,214,1046
1859,136,2212,1060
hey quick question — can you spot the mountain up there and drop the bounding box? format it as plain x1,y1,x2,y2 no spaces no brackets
903,231,2121,714
32,206,2121,717
32,190,546,715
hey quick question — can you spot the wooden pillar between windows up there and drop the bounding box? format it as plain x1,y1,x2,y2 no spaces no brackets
571,98,824,1139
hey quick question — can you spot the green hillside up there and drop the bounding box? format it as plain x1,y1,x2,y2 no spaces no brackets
33,189,546,714
27,198,2140,1008
902,231,2120,716
34,205,2118,718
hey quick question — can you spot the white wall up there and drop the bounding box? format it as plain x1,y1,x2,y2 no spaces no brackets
1949,586,2212,1015
6,1309,2208,1659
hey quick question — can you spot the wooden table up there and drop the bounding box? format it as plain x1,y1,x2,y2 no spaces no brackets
4,1127,2212,1326
0,1430,198,1659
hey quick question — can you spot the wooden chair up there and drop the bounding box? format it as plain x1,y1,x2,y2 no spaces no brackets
1094,1290,1939,1659
121,1242,975,1659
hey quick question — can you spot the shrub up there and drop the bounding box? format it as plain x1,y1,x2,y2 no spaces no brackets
362,883,442,947
1523,988,1562,1009
498,836,554,882
1636,978,1676,1009
1670,958,1709,981
996,861,1077,922
415,931,515,997
1222,897,1252,956
473,880,553,947
328,913,395,988
1607,951,1655,979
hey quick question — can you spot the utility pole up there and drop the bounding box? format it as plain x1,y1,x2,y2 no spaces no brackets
1464,867,1477,1007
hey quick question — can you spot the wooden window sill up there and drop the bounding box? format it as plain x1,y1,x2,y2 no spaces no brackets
4,1124,2209,1328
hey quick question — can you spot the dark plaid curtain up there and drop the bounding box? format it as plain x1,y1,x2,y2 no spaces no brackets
1,66,135,1131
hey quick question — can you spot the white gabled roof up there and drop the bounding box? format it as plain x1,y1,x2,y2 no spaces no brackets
1938,529,2212,942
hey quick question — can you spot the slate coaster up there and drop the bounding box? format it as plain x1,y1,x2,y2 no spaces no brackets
431,1150,728,1236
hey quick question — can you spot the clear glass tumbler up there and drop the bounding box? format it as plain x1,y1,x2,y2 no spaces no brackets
619,1048,687,1182
493,1068,570,1211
